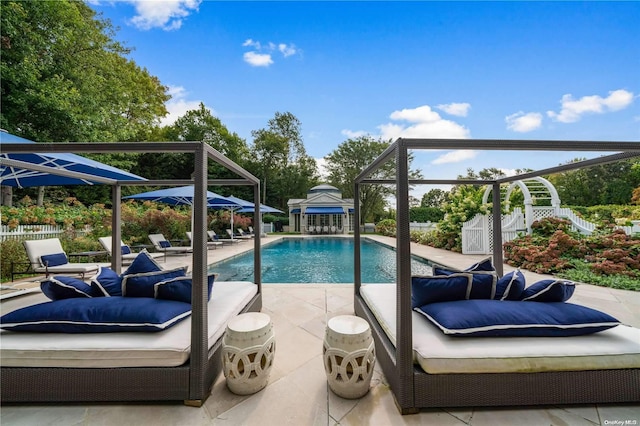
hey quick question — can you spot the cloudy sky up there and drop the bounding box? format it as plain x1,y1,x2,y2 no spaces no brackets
91,1,639,194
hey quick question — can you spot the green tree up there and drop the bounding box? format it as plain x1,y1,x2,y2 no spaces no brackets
248,112,318,210
1,0,169,142
136,103,250,185
421,188,447,208
324,136,422,224
549,159,640,206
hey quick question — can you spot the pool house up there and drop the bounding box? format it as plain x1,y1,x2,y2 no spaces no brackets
288,184,355,234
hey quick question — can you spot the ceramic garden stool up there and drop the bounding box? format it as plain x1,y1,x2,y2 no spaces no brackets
323,315,375,399
222,312,275,395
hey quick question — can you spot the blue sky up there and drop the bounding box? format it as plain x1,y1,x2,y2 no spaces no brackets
90,1,639,197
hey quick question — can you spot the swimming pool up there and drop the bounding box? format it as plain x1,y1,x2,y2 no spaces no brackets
209,237,433,283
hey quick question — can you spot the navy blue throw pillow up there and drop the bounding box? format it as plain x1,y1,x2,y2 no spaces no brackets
411,274,473,308
521,279,576,302
414,299,619,337
40,253,68,267
89,266,123,296
159,240,171,248
155,273,216,303
122,267,187,298
433,266,497,300
495,270,526,300
41,276,92,300
123,251,163,275
0,297,192,333
121,245,132,255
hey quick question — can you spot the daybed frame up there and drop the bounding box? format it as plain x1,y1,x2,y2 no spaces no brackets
1,141,262,406
353,138,640,414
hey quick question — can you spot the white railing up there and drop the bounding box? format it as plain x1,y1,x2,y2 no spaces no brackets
0,224,90,241
409,222,437,232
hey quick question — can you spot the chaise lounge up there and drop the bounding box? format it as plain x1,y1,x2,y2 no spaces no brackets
23,238,109,279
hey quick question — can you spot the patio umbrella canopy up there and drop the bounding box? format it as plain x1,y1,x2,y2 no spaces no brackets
0,131,146,187
124,185,241,236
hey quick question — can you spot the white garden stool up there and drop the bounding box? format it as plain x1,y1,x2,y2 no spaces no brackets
222,312,275,395
323,315,375,399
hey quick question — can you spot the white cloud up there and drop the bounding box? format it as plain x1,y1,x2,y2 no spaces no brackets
547,89,634,123
127,0,201,31
278,43,298,57
243,51,273,67
315,157,328,178
505,111,543,132
159,85,208,126
378,105,470,140
242,39,300,66
436,102,471,117
340,129,369,139
431,150,477,165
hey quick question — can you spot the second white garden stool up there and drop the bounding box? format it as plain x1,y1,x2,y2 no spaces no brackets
222,312,275,395
323,315,375,399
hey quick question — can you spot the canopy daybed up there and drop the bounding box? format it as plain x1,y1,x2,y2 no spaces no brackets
1,141,263,406
353,138,640,414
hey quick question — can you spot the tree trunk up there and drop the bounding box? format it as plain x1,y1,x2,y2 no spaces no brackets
1,186,13,207
37,186,45,206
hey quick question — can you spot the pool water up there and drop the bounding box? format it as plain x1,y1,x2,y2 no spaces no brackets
209,237,433,283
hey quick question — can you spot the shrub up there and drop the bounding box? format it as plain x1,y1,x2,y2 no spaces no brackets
375,219,396,236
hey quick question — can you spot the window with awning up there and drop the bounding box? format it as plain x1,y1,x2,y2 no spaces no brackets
304,207,345,214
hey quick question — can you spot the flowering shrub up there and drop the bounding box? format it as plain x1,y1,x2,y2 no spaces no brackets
504,218,640,280
376,219,396,237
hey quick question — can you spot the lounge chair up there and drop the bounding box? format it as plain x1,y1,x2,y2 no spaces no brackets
226,229,250,240
236,228,254,239
186,232,222,250
98,236,163,264
323,226,329,234
148,233,193,260
208,230,238,245
23,238,109,279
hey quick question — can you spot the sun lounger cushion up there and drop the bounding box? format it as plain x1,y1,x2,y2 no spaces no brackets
1,297,192,333
90,267,123,296
41,276,93,300
412,272,496,308
495,269,526,300
155,273,215,303
415,299,620,337
40,252,68,267
122,267,187,298
520,279,576,302
123,251,163,275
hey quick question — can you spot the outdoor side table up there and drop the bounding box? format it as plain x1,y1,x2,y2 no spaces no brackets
323,315,375,399
222,312,275,395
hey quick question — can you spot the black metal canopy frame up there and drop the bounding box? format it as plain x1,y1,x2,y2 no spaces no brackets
353,138,640,414
1,141,263,405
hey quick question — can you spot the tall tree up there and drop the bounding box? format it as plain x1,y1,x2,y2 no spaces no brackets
1,0,169,142
324,136,422,224
137,103,251,184
549,159,640,206
421,188,447,208
248,112,318,209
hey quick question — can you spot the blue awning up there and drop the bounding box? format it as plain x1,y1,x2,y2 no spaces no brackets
305,207,345,214
290,208,301,214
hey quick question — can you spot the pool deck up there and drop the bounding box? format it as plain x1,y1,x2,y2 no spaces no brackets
2,234,639,425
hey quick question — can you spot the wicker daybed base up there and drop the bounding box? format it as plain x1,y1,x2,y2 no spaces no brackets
355,293,640,414
1,293,261,405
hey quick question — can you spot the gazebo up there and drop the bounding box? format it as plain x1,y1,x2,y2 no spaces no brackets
288,184,354,234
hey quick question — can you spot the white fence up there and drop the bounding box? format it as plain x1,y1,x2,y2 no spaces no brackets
461,207,638,255
0,224,91,242
409,222,437,232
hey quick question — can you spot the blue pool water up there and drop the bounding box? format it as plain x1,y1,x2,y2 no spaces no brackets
209,238,433,283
